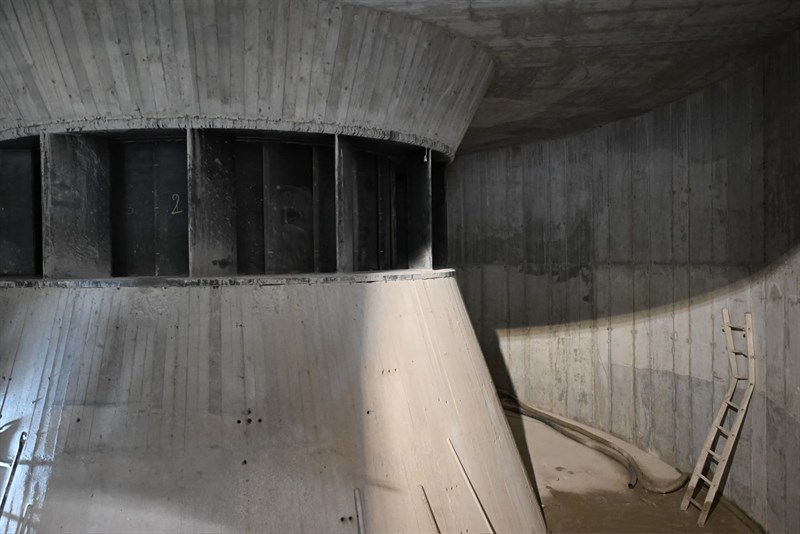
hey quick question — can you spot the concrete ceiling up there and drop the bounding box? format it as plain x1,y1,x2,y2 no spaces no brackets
345,0,800,152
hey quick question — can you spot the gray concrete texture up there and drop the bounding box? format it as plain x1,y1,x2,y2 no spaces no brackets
6,0,800,153
446,30,800,532
0,273,545,532
0,0,493,157
344,0,800,152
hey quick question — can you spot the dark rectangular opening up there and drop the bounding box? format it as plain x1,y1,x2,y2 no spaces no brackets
232,141,265,274
350,149,412,272
406,149,432,269
393,167,409,269
110,132,188,276
233,136,334,275
313,145,336,273
264,143,315,273
432,161,448,268
337,136,416,272
205,130,336,275
354,150,380,271
0,137,41,276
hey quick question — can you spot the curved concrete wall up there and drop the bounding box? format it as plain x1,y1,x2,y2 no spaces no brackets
447,30,800,532
0,0,493,156
0,272,545,532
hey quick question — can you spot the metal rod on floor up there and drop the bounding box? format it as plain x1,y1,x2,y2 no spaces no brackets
354,487,365,534
448,438,495,533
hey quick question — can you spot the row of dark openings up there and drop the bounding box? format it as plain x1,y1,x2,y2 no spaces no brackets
0,131,447,277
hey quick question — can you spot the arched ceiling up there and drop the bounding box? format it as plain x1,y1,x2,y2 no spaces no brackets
2,1,799,154
346,0,800,152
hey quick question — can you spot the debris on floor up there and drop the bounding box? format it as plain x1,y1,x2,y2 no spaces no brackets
506,412,758,533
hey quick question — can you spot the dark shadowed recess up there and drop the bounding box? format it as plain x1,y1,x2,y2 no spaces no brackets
0,136,41,277
0,128,449,280
109,130,189,277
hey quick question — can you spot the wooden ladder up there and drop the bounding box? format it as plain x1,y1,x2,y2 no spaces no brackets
681,308,756,526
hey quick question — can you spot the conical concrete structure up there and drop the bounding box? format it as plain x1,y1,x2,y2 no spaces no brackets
0,272,545,532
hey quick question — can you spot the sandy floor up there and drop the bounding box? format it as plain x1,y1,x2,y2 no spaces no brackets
506,412,757,533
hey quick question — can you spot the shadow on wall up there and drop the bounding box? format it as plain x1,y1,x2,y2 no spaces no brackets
480,245,800,533
446,29,800,533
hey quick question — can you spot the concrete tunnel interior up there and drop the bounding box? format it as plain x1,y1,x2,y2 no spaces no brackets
0,0,798,532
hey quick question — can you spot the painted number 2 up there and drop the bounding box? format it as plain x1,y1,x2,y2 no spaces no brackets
171,193,184,215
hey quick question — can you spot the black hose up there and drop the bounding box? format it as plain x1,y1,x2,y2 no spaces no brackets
499,391,689,494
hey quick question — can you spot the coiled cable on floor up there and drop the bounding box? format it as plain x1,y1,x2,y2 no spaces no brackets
498,391,689,494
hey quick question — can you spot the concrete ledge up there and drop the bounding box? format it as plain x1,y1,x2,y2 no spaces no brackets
0,269,455,289
0,117,457,159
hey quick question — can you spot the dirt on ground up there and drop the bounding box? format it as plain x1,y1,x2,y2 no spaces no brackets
506,412,757,533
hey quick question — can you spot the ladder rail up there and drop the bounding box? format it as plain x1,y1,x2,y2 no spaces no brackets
680,386,733,509
745,313,756,387
712,381,756,474
681,309,756,527
722,308,738,379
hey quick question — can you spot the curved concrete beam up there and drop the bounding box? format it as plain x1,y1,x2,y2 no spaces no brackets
0,0,494,156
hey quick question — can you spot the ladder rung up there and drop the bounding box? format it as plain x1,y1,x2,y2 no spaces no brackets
727,325,745,332
716,425,730,436
732,350,749,356
733,375,748,380
698,474,714,486
725,400,740,411
707,449,722,461
688,497,703,510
